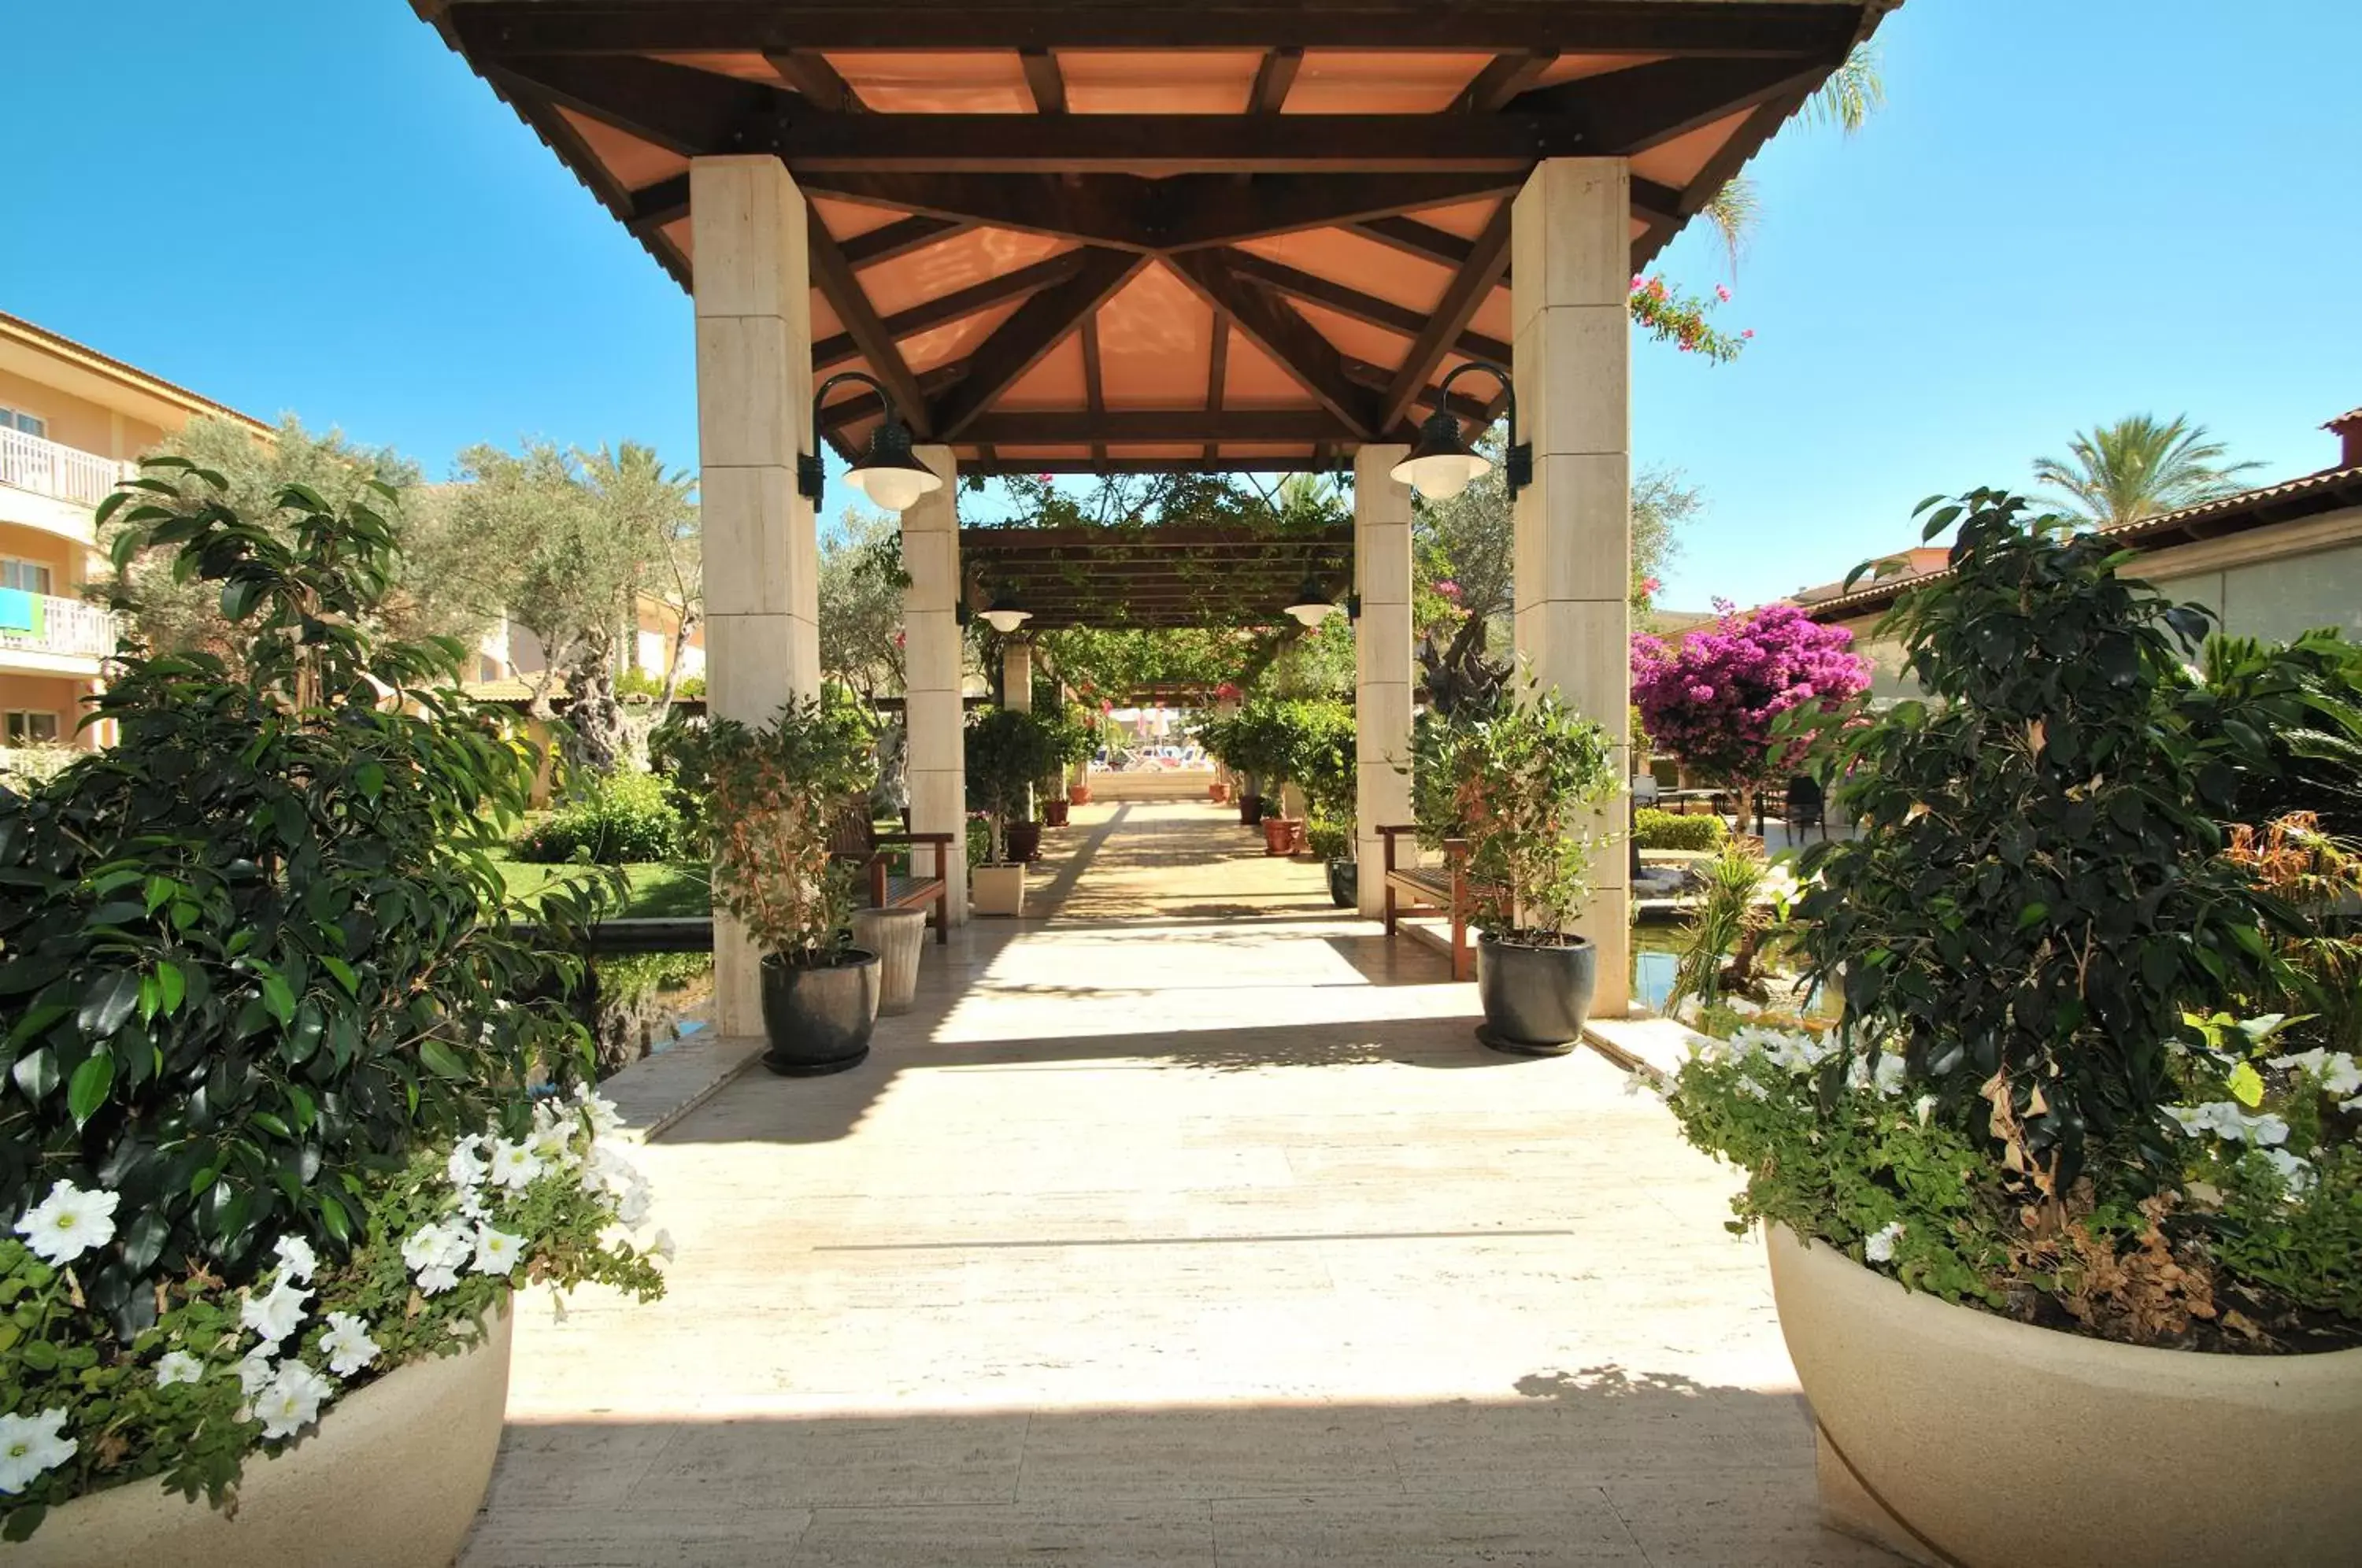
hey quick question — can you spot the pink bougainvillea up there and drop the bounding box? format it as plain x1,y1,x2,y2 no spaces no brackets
1631,601,1871,792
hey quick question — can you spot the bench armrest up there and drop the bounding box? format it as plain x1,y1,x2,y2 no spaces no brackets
871,830,957,878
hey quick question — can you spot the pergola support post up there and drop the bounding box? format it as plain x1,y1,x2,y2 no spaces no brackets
902,445,968,926
1353,443,1414,920
1511,157,1631,1015
691,153,822,1036
1002,640,1034,712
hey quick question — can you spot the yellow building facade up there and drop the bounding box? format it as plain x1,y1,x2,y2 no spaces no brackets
0,311,269,760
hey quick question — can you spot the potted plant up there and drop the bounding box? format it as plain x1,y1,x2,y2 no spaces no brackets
0,466,665,1559
1038,704,1093,830
1292,702,1357,900
698,691,883,1076
1442,684,1620,1053
1227,701,1305,855
965,708,1061,915
1660,492,2362,1567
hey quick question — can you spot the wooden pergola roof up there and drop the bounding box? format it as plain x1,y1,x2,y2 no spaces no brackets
961,523,1353,629
415,2,1892,476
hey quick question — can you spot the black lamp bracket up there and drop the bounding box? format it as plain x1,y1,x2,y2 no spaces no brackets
1435,359,1533,498
798,368,892,506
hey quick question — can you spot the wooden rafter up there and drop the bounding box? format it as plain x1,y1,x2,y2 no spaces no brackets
1248,47,1305,113
1379,203,1513,431
1201,316,1229,464
1167,252,1376,440
761,49,859,110
1018,48,1068,115
623,172,690,232
929,248,1147,439
839,213,971,268
811,250,1088,371
962,410,1351,444
1216,248,1508,364
450,3,1862,57
1511,54,1834,155
1078,311,1106,468
1457,50,1558,113
1349,215,1483,272
779,113,1583,173
806,209,934,435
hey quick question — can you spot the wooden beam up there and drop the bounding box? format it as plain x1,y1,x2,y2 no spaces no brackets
811,250,1089,370
961,457,1334,477
930,249,1150,438
807,206,935,435
483,53,775,157
961,410,1353,444
1155,172,1526,250
1202,316,1230,463
1341,358,1490,429
839,213,971,268
769,113,1583,173
1248,47,1304,113
1216,247,1508,364
1079,312,1106,467
1510,54,1832,156
1378,202,1513,431
1350,215,1480,271
1629,175,1685,224
453,4,1863,58
1635,90,1801,268
624,173,690,232
794,171,1161,250
1167,251,1378,439
761,49,859,111
1457,50,1557,113
1018,47,1068,115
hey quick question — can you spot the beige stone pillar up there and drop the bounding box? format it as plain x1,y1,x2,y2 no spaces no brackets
901,445,967,923
1353,444,1415,919
1512,157,1631,1014
1001,639,1033,712
692,154,820,1035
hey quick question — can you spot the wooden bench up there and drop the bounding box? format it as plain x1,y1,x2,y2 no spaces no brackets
830,812,956,945
1375,824,1473,982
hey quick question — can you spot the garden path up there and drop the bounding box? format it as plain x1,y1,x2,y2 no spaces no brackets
464,801,1893,1566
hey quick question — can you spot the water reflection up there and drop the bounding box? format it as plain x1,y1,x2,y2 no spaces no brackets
579,952,715,1080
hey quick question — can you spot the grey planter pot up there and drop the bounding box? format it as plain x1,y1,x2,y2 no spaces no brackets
760,949,880,1076
851,907,928,1017
1474,934,1597,1056
1327,860,1357,908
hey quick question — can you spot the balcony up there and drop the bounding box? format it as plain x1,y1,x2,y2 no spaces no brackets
0,590,120,664
0,425,135,509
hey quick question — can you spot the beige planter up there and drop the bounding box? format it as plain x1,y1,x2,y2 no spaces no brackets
23,1303,512,1568
1768,1225,2362,1568
852,905,927,1015
971,863,1025,917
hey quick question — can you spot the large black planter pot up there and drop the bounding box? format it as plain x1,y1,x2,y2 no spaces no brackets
1238,793,1264,827
761,949,880,1077
1005,821,1044,863
1327,860,1357,909
1474,934,1597,1056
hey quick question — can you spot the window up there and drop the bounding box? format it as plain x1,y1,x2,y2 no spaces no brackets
0,407,46,439
3,712,60,744
2,558,55,596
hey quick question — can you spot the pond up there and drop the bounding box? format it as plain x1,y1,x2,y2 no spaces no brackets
581,951,716,1081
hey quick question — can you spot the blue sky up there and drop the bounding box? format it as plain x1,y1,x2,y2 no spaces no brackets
3,2,2356,608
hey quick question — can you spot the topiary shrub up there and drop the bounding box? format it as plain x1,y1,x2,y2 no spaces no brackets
514,766,685,864
1633,808,1728,852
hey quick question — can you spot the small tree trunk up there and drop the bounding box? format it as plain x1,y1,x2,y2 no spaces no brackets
558,629,626,775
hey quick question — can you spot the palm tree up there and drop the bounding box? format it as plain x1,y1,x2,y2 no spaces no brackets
1703,42,1886,265
2031,416,2267,527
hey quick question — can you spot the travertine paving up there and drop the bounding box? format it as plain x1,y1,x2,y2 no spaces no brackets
465,801,1890,1566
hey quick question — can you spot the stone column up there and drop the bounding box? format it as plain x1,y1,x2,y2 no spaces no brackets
1001,640,1033,712
901,445,968,923
1353,443,1415,919
692,154,819,1036
1511,157,1631,1014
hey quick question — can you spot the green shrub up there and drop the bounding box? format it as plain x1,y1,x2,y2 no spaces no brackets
515,767,685,864
1634,808,1728,851
1306,819,1353,861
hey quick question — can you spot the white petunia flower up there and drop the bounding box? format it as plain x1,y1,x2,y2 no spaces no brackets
241,1275,312,1345
649,1229,676,1260
528,1122,576,1167
154,1350,205,1387
317,1311,381,1378
1871,1054,1908,1097
616,1180,653,1227
13,1179,120,1266
486,1139,544,1192
471,1225,525,1275
402,1221,472,1277
2164,1103,2290,1147
1863,1222,1905,1264
1913,1094,1938,1126
235,1347,279,1395
1733,1074,1771,1102
2270,1048,2362,1099
253,1362,334,1440
572,1082,625,1137
0,1409,75,1494
446,1137,490,1192
272,1234,318,1284
415,1263,461,1296
2258,1148,2316,1198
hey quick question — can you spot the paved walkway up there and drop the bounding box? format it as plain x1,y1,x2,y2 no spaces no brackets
465,802,1889,1566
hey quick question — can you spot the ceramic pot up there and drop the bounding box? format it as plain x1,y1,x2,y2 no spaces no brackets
1005,821,1043,863
971,863,1025,917
850,907,927,1016
1473,934,1597,1054
760,949,879,1076
1327,860,1357,908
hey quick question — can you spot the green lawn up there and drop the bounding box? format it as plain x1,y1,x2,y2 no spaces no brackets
495,860,712,919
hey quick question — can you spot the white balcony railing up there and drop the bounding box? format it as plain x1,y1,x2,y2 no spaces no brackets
0,592,120,661
0,426,135,508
